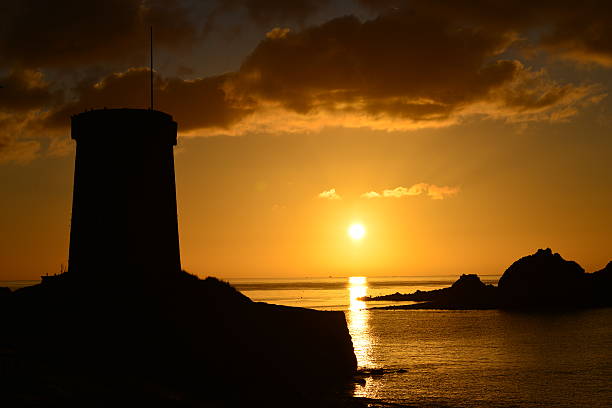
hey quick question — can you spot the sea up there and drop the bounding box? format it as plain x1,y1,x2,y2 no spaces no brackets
229,275,612,408
5,276,612,407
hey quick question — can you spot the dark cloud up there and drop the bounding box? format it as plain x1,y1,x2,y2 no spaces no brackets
0,0,198,69
541,8,612,66
201,0,331,42
160,73,255,130
234,0,330,25
0,69,61,163
45,68,253,131
211,0,330,26
0,133,40,164
357,1,612,66
0,69,62,112
4,0,612,73
231,12,594,122
0,1,606,163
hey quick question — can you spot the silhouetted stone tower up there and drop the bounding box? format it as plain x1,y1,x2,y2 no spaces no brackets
68,109,181,276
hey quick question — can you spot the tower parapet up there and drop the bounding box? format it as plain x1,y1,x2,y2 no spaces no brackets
71,109,177,145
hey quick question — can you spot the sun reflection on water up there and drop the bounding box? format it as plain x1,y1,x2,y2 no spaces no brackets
347,276,373,369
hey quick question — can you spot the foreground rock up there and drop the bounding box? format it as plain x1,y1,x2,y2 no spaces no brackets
2,271,357,407
366,249,612,310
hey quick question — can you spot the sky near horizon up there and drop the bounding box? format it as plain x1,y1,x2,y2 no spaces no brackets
1,1,611,280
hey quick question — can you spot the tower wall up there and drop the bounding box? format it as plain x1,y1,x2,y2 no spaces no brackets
68,109,181,275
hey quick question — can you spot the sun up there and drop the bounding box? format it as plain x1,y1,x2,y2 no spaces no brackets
348,223,366,240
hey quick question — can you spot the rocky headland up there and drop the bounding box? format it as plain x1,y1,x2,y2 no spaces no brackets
362,249,612,310
1,270,358,407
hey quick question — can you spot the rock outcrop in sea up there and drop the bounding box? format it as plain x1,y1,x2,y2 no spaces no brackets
591,261,612,307
365,248,612,310
361,274,498,309
498,248,587,307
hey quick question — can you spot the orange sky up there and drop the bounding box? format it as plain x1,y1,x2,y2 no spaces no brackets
1,1,611,280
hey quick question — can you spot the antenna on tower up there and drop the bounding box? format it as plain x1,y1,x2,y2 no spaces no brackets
150,26,154,110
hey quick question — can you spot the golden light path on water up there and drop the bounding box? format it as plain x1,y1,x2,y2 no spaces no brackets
347,276,373,368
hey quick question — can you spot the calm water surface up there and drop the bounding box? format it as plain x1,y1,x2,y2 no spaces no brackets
231,276,612,408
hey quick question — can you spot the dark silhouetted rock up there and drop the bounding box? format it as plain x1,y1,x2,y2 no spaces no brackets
0,287,10,309
498,248,588,307
589,261,612,307
365,250,612,311
2,270,357,407
365,274,498,309
451,273,488,291
591,260,612,283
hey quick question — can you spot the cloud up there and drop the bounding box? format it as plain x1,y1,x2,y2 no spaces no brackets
382,186,423,198
209,0,330,28
266,27,291,40
318,188,341,200
0,69,62,113
362,183,460,200
426,185,460,200
43,68,254,132
0,1,333,71
0,110,65,163
0,2,608,159
202,0,330,41
382,184,437,198
0,136,41,165
0,69,64,162
357,1,612,67
228,11,601,129
235,0,330,25
0,0,198,69
360,191,380,199
0,67,253,160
